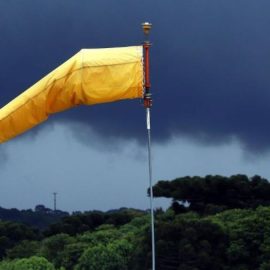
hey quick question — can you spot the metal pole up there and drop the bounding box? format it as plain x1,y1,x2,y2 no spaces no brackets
142,22,155,270
146,107,156,270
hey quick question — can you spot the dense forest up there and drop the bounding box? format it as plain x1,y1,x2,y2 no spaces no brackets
1,174,270,269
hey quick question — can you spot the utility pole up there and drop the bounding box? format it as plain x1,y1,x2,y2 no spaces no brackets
53,192,57,211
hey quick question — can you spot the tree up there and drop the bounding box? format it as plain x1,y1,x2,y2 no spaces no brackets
6,240,39,259
13,256,55,270
210,206,270,270
152,175,270,214
0,256,55,270
0,221,38,258
40,233,74,268
75,239,132,270
60,242,88,270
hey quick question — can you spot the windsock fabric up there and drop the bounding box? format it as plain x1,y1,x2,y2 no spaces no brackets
0,46,144,143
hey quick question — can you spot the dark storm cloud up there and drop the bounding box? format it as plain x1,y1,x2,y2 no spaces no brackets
1,0,270,152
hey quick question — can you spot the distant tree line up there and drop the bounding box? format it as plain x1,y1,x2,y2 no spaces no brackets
0,205,68,230
43,208,146,237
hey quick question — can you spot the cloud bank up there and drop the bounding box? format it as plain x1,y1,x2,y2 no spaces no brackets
1,1,270,152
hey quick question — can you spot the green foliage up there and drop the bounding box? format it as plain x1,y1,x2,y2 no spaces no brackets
14,256,55,270
210,206,270,270
0,260,15,270
0,221,38,258
133,207,270,269
155,216,227,269
259,262,270,270
0,210,148,270
0,256,55,270
6,240,39,259
39,234,74,268
60,242,88,270
78,226,122,246
75,239,132,270
44,209,145,237
153,175,270,214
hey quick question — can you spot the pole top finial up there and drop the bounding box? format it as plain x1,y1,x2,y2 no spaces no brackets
142,22,152,36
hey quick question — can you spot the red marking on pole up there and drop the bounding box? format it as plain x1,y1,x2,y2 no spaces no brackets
143,42,152,108
144,43,151,89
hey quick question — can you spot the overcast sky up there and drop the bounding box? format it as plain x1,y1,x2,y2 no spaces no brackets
1,0,270,212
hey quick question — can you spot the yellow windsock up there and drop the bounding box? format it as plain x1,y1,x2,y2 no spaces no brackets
0,46,144,143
